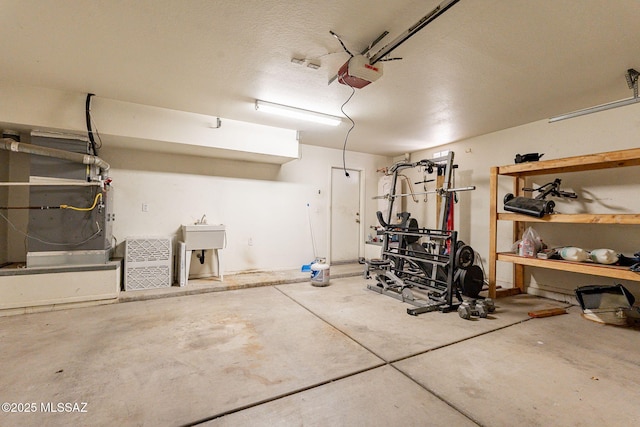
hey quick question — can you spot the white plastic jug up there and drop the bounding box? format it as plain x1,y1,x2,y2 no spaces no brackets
560,247,588,262
589,248,619,265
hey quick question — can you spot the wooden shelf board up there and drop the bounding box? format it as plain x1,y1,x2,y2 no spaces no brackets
494,287,522,298
497,253,640,282
497,147,640,176
497,213,640,224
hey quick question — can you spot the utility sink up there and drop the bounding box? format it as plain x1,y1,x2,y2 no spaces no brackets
181,224,226,250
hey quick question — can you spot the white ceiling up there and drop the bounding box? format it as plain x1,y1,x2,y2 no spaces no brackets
2,0,640,157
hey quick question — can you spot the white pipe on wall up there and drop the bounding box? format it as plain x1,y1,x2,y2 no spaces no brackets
0,138,110,176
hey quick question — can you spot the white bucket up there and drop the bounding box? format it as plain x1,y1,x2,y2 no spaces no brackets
310,261,330,286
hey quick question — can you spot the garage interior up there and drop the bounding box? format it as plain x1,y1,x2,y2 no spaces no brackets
1,1,639,426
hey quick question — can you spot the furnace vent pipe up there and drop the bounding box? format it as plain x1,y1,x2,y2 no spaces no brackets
0,137,110,175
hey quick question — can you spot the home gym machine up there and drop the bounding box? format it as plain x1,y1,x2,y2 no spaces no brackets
363,152,486,316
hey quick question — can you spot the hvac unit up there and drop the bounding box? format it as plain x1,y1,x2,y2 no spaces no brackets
25,132,114,267
124,237,172,291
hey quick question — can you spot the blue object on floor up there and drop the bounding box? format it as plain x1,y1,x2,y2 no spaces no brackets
301,259,316,272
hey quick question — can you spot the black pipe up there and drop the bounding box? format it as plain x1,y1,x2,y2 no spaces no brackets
85,93,98,156
0,206,61,210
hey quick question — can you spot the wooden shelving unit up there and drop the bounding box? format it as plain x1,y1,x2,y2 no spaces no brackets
488,148,640,298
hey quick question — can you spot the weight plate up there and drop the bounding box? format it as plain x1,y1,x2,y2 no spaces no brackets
456,245,475,269
458,265,484,298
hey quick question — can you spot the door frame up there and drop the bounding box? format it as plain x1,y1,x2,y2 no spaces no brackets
328,166,366,264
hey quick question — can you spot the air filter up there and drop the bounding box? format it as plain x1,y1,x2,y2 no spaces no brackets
125,237,172,291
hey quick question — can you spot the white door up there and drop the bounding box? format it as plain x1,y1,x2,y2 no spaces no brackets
331,168,361,263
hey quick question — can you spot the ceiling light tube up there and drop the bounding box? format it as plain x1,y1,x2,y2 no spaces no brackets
255,100,342,126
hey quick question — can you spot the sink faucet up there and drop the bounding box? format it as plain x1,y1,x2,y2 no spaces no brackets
196,214,207,225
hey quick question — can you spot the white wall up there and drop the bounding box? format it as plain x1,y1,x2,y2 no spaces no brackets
0,83,393,276
103,143,389,276
279,144,391,262
408,103,640,300
4,82,637,298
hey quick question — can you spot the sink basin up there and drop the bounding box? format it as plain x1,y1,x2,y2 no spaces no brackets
182,224,225,250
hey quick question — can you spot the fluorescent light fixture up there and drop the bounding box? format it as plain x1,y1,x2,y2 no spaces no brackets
550,68,640,123
255,100,342,126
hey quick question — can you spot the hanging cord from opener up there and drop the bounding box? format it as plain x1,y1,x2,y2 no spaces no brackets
340,81,356,177
331,30,357,178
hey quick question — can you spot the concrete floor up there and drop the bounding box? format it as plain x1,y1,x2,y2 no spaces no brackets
1,273,639,427
117,263,365,303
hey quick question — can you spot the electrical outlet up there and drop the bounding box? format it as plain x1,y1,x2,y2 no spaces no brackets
142,203,149,212
248,237,254,246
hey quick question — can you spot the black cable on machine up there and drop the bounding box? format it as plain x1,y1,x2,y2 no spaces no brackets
85,93,98,156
